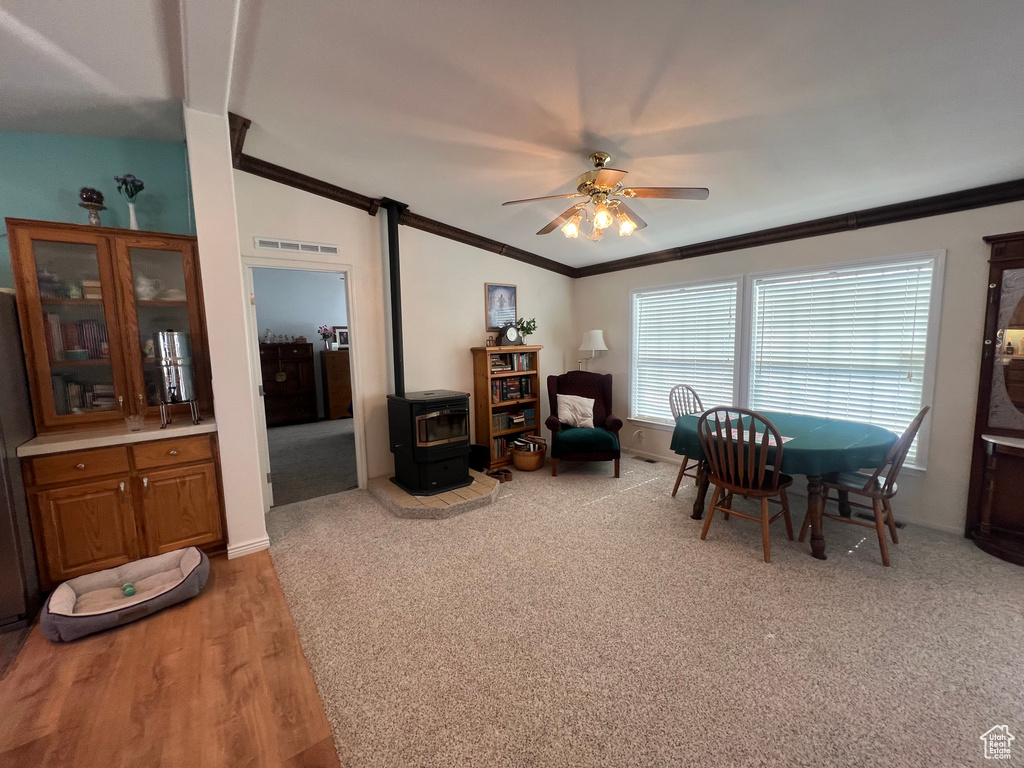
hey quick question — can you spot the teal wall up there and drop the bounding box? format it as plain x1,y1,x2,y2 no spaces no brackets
0,131,194,288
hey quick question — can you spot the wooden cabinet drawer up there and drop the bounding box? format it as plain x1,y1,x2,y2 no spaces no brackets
280,345,312,359
29,446,130,486
132,435,213,470
324,355,349,373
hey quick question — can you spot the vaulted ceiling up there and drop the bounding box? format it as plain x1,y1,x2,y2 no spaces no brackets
4,1,1024,269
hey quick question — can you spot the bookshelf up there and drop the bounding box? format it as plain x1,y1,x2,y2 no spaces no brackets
471,345,542,471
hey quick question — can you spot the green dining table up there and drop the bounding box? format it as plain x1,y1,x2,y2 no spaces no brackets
670,411,898,560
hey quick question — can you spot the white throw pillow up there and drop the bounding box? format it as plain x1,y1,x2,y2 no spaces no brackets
557,394,596,429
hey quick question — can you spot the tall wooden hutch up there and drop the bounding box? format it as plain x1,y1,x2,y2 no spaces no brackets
7,218,225,587
966,231,1024,565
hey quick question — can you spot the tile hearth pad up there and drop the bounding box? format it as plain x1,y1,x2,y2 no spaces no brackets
369,469,500,519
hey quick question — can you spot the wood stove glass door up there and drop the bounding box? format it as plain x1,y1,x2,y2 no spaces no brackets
416,409,469,447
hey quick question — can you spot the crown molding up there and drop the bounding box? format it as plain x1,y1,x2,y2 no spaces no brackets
228,113,573,277
577,178,1024,277
227,114,1024,281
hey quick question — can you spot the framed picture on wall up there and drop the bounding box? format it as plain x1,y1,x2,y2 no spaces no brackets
333,326,350,349
485,283,517,331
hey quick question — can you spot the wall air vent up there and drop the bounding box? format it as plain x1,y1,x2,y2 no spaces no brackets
253,237,340,255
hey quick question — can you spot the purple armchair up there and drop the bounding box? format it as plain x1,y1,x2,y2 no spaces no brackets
546,371,623,477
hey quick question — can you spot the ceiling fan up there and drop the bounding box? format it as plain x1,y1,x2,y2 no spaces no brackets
502,152,709,240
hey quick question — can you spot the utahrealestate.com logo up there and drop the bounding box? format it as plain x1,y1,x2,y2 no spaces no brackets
981,726,1015,760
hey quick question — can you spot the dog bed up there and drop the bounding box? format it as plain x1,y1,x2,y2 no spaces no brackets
40,547,210,642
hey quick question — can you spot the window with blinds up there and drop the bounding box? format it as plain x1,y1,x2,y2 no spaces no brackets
749,257,936,463
631,280,738,424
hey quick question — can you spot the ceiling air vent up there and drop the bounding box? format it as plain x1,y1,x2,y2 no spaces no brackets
253,237,340,255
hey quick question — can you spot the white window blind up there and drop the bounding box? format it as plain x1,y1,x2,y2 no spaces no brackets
632,281,738,424
749,257,935,462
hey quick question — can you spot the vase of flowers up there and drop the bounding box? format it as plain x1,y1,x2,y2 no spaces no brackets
515,317,538,343
114,174,145,230
318,325,334,351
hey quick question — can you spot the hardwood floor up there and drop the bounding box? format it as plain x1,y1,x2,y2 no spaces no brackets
0,551,339,768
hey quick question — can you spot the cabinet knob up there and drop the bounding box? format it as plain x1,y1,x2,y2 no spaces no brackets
76,463,86,469
169,450,179,456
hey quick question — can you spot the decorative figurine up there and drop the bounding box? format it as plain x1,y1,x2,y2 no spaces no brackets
78,187,106,226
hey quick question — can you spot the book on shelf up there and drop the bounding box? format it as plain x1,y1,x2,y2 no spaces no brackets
51,376,116,415
81,279,102,300
510,352,532,371
511,436,543,452
522,407,536,427
489,353,511,373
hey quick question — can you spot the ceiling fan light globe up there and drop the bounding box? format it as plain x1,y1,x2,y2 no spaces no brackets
561,211,582,238
617,211,637,236
593,203,613,230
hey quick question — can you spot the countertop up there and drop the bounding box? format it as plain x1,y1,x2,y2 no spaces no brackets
17,419,218,457
982,434,1024,450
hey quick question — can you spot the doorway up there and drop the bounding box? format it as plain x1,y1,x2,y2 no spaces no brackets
244,260,362,510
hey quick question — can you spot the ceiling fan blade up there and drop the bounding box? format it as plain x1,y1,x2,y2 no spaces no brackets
537,204,583,235
621,187,710,200
502,192,584,206
594,168,628,188
615,201,648,230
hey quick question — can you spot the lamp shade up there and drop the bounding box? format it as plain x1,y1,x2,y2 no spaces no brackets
578,329,608,353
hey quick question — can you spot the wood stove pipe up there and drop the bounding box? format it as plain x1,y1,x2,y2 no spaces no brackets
381,198,409,397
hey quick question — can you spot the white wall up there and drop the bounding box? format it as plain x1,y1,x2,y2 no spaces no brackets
253,268,348,418
234,172,390,478
572,200,1024,534
233,173,575,477
183,109,268,557
399,227,575,435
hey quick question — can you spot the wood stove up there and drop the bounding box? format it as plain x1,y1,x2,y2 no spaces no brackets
387,390,471,495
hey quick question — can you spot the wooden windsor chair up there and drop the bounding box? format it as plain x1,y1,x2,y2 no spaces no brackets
697,408,794,563
798,406,930,567
669,385,704,497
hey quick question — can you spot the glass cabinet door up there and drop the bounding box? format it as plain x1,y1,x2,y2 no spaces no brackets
116,239,208,416
16,233,126,427
989,267,1024,429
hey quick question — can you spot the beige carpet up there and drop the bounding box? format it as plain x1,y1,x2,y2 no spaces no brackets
266,457,1024,768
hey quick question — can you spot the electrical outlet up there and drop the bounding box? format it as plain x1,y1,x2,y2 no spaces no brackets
632,428,644,451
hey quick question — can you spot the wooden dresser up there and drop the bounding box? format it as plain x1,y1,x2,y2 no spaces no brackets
260,342,317,425
320,349,352,419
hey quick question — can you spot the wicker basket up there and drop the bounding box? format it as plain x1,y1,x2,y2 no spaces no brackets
511,444,546,471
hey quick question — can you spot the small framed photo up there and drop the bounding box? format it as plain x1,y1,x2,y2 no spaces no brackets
333,326,350,349
485,283,517,331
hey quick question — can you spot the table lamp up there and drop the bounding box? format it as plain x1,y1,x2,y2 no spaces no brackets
578,329,608,369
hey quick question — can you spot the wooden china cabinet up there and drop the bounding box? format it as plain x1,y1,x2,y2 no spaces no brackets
7,218,212,431
6,218,224,588
966,231,1024,565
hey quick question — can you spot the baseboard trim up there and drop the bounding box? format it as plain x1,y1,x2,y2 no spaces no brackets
227,536,271,559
